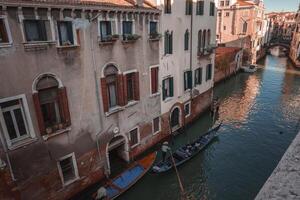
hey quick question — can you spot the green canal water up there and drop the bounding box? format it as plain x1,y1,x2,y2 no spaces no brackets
120,53,300,200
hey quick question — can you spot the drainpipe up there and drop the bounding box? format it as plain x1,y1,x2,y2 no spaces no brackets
189,1,193,110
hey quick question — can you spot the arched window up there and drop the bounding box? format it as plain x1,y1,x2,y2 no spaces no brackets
104,65,119,109
164,30,173,54
33,74,71,135
184,29,189,50
198,30,202,53
207,29,211,47
202,29,206,51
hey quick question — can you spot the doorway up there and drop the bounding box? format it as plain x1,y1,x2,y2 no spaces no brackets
170,107,181,131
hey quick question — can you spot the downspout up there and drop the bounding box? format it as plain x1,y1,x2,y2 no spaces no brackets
189,1,193,109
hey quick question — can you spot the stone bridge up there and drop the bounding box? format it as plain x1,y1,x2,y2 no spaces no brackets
266,39,291,50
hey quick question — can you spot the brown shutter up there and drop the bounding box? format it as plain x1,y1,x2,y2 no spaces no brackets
32,93,46,135
117,74,125,106
134,72,140,101
151,68,156,94
123,74,128,105
101,78,109,113
58,87,71,127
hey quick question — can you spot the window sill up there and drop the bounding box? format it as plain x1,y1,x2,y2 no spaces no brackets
23,41,56,46
153,130,160,136
150,93,160,98
185,114,191,118
105,106,124,117
184,89,192,94
148,38,160,41
0,43,13,48
163,97,173,103
125,100,139,108
98,40,118,45
42,127,71,141
8,137,38,151
56,45,79,49
62,176,80,187
131,143,140,149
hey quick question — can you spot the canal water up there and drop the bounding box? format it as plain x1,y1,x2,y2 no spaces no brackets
120,50,300,200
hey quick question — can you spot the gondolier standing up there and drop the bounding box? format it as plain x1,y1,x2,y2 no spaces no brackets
162,141,171,162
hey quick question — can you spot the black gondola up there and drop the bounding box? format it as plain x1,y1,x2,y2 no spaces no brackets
152,123,222,173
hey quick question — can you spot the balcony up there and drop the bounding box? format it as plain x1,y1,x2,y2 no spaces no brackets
197,44,217,57
122,34,141,43
99,34,119,45
149,32,162,41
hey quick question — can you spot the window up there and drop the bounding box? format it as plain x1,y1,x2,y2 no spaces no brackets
242,22,248,33
57,21,74,46
122,21,133,37
153,117,161,135
210,2,215,16
129,128,139,147
220,1,224,6
206,64,212,81
0,95,35,148
184,29,189,50
196,1,204,15
202,29,206,50
162,77,174,100
58,153,79,186
150,67,159,95
184,71,192,91
184,102,191,117
103,65,118,110
164,31,173,54
225,12,230,17
124,72,139,103
164,0,172,14
207,29,211,47
218,12,222,17
149,21,158,35
224,26,226,30
33,75,71,135
186,0,193,15
198,30,202,53
195,68,202,85
23,20,47,42
226,0,230,6
99,20,116,41
0,18,9,43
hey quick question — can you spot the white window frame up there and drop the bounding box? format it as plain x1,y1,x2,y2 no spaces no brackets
97,15,118,39
152,116,161,135
129,126,140,149
0,15,13,47
162,75,174,101
0,94,36,149
121,14,135,36
55,19,78,47
149,65,160,97
57,152,79,187
184,102,191,118
18,10,55,44
148,20,159,35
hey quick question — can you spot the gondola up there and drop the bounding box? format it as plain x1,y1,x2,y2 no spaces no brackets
94,152,156,200
152,123,222,174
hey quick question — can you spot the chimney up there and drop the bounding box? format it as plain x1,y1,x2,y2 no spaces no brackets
136,0,144,7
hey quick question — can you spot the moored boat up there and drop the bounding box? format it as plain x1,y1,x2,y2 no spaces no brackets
241,64,258,73
152,123,222,174
94,152,156,200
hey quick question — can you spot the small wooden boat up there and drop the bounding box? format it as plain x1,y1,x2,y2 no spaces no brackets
152,124,222,174
94,152,156,200
241,64,258,73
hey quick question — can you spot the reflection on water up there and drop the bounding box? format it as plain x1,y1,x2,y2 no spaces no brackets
120,54,300,200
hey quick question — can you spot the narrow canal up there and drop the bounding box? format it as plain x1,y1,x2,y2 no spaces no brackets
121,49,300,200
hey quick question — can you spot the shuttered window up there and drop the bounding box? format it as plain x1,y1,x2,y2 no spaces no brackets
195,68,202,85
206,64,212,81
184,71,192,91
23,20,47,42
33,75,71,135
58,153,79,185
162,77,174,100
57,21,74,46
164,0,172,14
0,18,9,43
164,31,173,54
153,117,160,134
151,67,159,94
196,1,204,15
124,72,140,103
210,2,215,16
129,128,139,147
184,30,189,51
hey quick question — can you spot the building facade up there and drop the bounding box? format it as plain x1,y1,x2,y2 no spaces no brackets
157,0,217,134
0,0,163,199
290,7,300,68
216,0,265,63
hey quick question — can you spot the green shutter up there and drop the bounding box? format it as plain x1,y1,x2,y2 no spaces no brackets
164,32,168,54
200,68,203,84
170,32,173,54
162,79,166,100
188,71,192,89
170,77,174,97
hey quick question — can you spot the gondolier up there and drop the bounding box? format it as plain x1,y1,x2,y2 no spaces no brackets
161,141,171,162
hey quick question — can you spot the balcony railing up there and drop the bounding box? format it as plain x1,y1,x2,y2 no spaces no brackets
122,34,141,43
197,44,217,57
149,32,162,41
